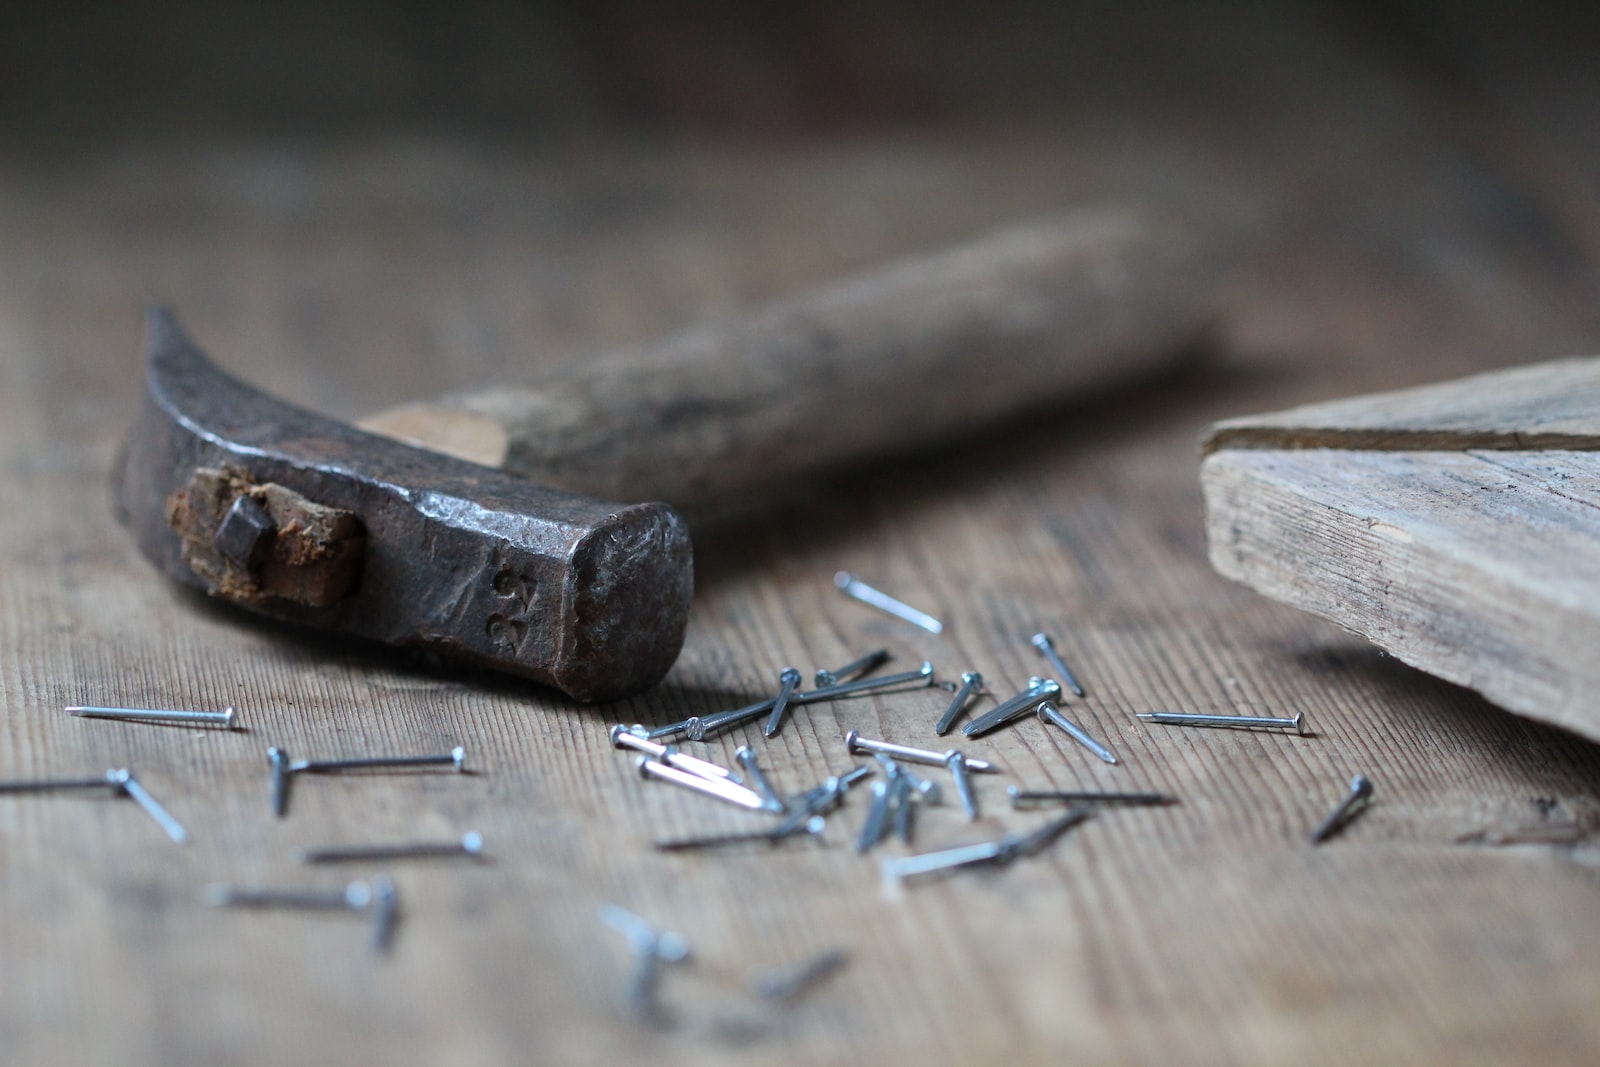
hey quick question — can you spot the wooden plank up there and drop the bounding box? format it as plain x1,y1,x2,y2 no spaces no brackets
1204,447,1600,741
1207,357,1600,452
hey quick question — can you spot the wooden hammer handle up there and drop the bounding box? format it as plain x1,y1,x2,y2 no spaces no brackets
360,205,1224,506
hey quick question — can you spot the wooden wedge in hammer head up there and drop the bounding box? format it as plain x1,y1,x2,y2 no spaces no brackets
114,206,1233,701
116,308,693,703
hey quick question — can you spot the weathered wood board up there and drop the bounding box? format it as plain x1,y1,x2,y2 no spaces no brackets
1204,359,1600,742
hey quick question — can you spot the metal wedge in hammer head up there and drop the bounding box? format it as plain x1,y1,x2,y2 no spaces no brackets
114,308,692,703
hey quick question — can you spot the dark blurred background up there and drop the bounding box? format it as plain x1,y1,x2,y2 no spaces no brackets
0,1,1590,149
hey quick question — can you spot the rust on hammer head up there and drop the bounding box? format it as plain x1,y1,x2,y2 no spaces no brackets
115,308,693,703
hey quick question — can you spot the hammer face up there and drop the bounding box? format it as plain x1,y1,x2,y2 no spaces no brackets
116,309,693,703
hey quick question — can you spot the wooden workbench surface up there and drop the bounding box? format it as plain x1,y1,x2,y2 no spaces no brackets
2,5,1598,1064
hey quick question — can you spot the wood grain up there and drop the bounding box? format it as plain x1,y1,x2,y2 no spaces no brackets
3,5,1600,1067
1204,447,1600,741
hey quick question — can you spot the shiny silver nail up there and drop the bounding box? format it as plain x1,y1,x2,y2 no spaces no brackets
1310,774,1373,844
611,725,740,783
935,671,983,735
1138,711,1305,734
206,880,373,910
635,756,771,812
268,746,291,817
814,649,890,689
107,769,188,844
763,667,804,738
299,832,485,864
369,876,399,954
0,774,124,795
881,808,1093,887
844,730,996,773
734,746,787,812
1031,632,1086,697
289,746,466,774
752,948,849,1001
1036,701,1118,765
67,705,238,729
856,780,893,853
1008,786,1176,807
600,904,690,1020
962,678,1060,737
796,661,935,703
946,751,978,819
654,816,826,852
834,572,943,634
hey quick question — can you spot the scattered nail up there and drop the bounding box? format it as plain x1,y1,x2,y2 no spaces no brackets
1138,711,1305,733
1008,786,1177,807
635,756,771,812
962,678,1059,737
66,704,238,729
1031,632,1086,697
751,948,850,1002
763,667,804,738
844,730,996,773
834,572,943,634
298,832,485,864
814,649,890,689
946,751,979,819
935,671,984,735
1036,701,1118,765
734,746,788,812
1309,774,1373,844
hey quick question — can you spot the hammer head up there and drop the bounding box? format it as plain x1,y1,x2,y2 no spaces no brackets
115,309,693,703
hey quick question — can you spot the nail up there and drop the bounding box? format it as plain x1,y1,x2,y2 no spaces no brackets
891,772,917,843
0,774,125,795
635,756,771,812
107,769,188,844
734,746,788,812
299,832,485,863
268,746,291,817
1138,711,1305,734
66,705,238,729
881,838,1008,884
856,780,893,853
600,905,690,1020
796,662,935,704
206,880,373,910
946,751,979,819
1008,786,1177,807
935,671,983,735
1031,632,1086,697
814,649,890,689
289,746,466,774
369,875,399,954
1036,701,1119,765
763,668,804,738
1310,774,1373,844
611,725,739,783
834,572,943,634
773,766,872,834
1005,807,1096,858
654,816,826,851
844,730,996,773
662,697,777,742
874,754,942,805
752,948,850,1001
961,678,1060,737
